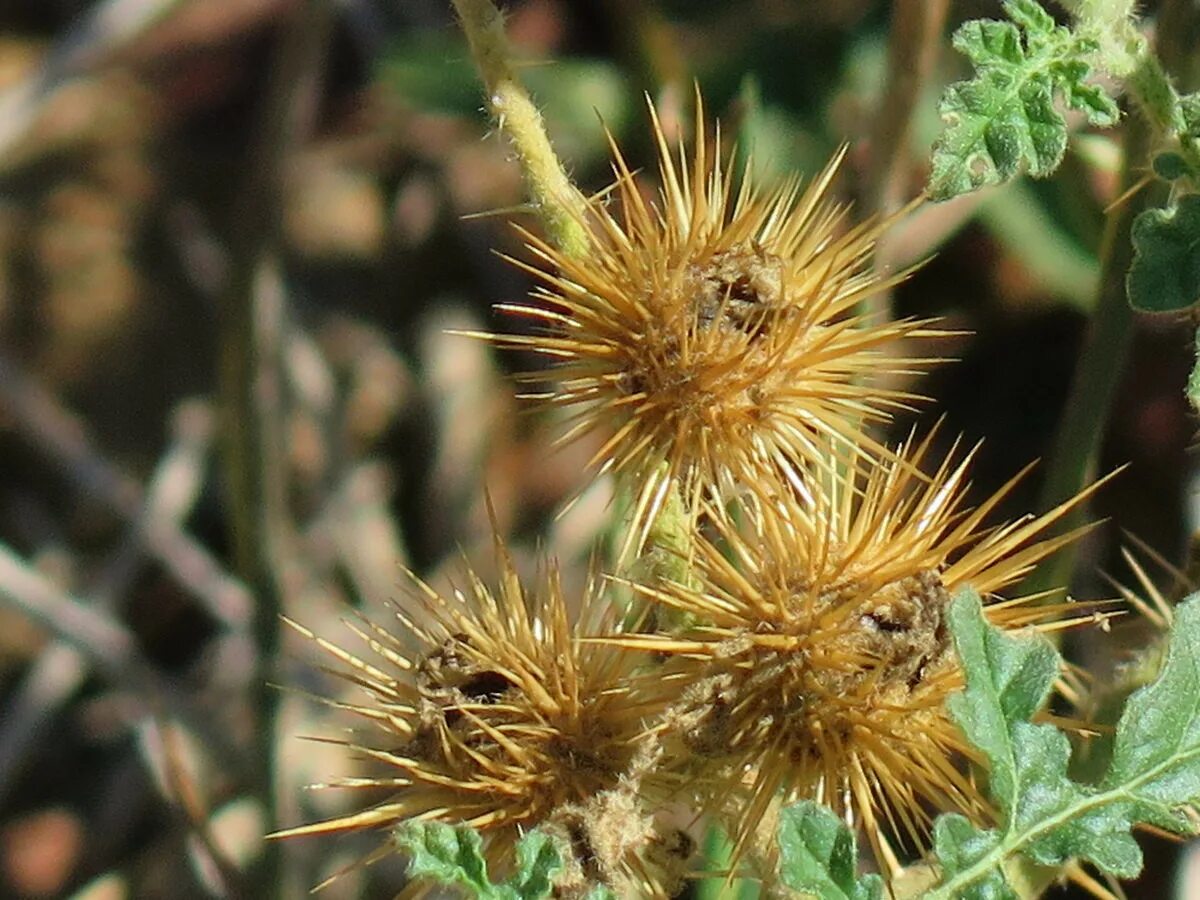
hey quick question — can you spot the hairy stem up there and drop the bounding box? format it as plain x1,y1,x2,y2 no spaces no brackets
1030,0,1200,594
451,0,590,258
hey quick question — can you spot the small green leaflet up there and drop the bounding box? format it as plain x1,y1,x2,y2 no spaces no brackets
1188,326,1200,414
921,590,1200,899
928,0,1119,200
776,802,883,900
1127,195,1200,313
1100,596,1200,834
394,821,562,900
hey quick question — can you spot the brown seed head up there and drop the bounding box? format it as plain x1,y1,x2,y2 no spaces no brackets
609,431,1108,874
273,536,679,892
483,96,944,551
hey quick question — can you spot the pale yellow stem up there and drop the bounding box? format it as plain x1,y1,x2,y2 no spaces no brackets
451,0,591,258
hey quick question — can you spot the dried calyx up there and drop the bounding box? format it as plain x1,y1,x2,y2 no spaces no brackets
272,542,688,896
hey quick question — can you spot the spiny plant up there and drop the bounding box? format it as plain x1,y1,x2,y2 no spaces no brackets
478,95,941,558
272,533,691,896
604,432,1107,875
275,1,1200,897
781,590,1200,900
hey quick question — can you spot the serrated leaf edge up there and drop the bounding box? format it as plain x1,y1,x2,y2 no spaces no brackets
926,597,1200,899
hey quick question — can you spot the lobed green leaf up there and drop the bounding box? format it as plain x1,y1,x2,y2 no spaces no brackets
777,802,883,900
394,821,562,900
931,814,1013,900
1127,195,1200,313
944,590,1058,811
1103,594,1200,831
924,591,1200,898
928,0,1119,200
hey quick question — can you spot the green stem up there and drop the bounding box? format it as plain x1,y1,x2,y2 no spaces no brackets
1030,0,1197,594
614,467,697,629
1027,112,1159,596
451,0,590,258
926,739,1200,899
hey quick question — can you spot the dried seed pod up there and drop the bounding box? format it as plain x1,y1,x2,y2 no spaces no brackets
274,533,684,895
478,95,944,553
609,431,1111,877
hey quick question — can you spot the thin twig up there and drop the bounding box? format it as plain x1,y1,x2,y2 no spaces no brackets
144,718,250,898
0,0,189,170
214,2,333,894
0,543,140,670
862,0,950,328
0,400,220,804
0,541,242,770
0,354,252,631
0,398,223,806
870,0,950,218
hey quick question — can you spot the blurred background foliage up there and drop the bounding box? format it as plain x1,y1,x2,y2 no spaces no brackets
0,0,1193,898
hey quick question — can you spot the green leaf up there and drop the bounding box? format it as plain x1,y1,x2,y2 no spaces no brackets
1179,92,1200,137
928,0,1119,200
395,821,562,899
943,590,1058,810
777,802,883,900
931,815,1014,900
1003,0,1055,34
943,593,1141,878
1152,151,1192,182
1188,326,1200,414
1127,195,1200,313
509,831,563,898
924,591,1200,899
1102,594,1200,832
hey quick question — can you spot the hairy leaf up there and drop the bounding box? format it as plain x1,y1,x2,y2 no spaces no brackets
929,0,1119,200
777,802,883,900
1102,594,1200,831
1188,326,1200,414
943,588,1058,810
921,591,1200,898
1127,195,1200,313
930,814,1013,900
395,821,561,900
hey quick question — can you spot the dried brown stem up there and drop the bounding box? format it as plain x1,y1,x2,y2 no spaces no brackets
0,541,243,773
870,0,950,217
0,355,253,631
0,400,222,803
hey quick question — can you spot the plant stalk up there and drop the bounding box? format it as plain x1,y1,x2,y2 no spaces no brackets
1028,114,1157,596
1030,0,1197,595
870,0,951,219
216,1,332,894
451,0,591,258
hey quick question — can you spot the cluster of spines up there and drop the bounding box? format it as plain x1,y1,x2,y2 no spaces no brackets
278,99,1108,896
